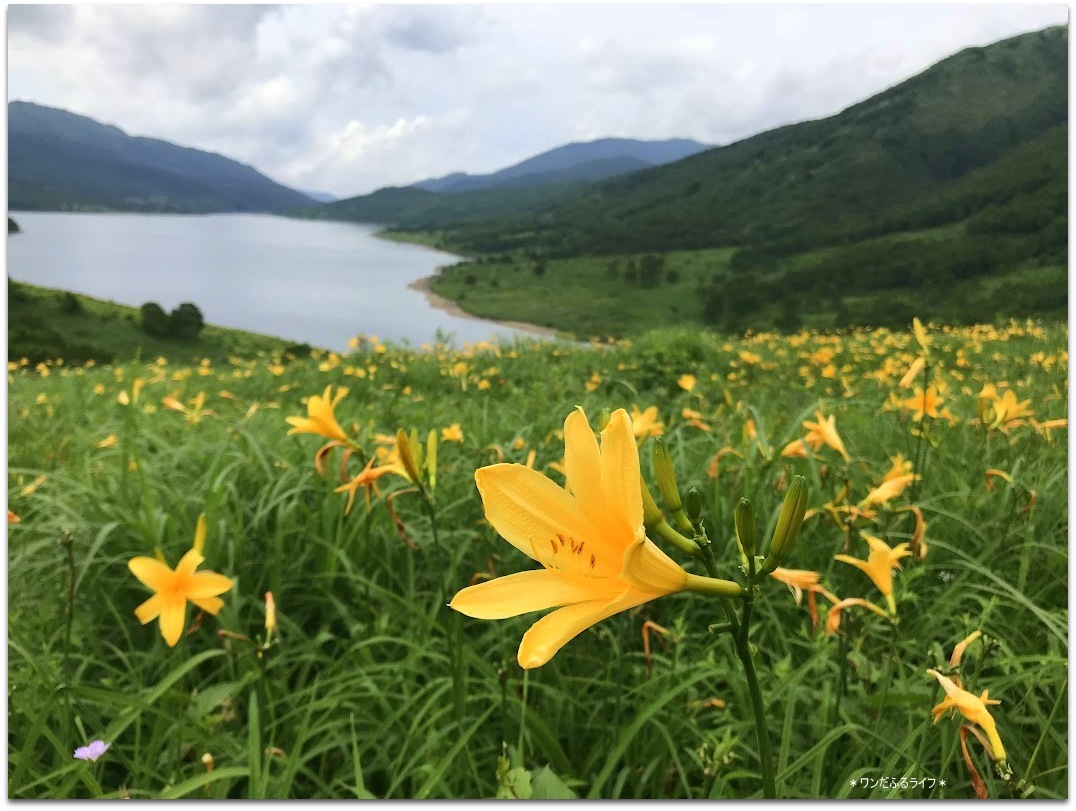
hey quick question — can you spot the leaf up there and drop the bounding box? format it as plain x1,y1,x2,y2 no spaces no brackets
529,766,577,799
496,766,532,800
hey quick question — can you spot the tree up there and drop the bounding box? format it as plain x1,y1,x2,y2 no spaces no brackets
168,302,205,340
140,302,171,337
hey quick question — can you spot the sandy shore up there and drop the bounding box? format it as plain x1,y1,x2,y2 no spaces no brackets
407,271,560,340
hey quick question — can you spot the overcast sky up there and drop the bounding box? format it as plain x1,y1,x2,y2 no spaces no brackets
7,3,1069,198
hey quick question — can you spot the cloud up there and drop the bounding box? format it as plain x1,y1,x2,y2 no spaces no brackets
6,4,1069,197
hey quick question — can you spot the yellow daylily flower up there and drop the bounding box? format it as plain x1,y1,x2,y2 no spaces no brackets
128,549,233,647
334,455,410,514
678,374,696,392
441,423,464,443
285,386,350,444
451,407,708,669
900,385,942,422
630,405,665,440
783,409,850,462
899,356,926,389
859,473,917,508
834,534,911,614
927,669,1006,763
95,434,120,449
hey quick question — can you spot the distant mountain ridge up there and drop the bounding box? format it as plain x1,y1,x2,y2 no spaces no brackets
8,101,314,213
296,136,711,227
430,24,1067,258
412,137,710,193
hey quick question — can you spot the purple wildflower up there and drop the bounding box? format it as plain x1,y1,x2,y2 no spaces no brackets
73,740,111,762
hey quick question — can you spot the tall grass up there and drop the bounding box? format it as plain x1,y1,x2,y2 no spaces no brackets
8,320,1067,798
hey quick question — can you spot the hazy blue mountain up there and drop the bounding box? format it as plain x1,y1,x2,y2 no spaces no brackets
411,137,710,193
300,190,339,203
8,101,315,213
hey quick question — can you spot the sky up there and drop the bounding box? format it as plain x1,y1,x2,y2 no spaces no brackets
7,3,1070,199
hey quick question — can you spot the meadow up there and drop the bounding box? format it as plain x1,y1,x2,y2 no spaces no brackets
7,318,1068,799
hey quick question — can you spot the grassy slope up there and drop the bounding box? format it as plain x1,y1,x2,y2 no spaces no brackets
8,280,300,365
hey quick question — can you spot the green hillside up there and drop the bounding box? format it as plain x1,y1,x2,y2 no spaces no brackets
293,181,584,230
433,25,1066,257
413,25,1067,336
8,102,315,213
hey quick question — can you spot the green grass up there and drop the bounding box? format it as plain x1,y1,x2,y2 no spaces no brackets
8,280,302,366
429,248,736,339
8,319,1068,798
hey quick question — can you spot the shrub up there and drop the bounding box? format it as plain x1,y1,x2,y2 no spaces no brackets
169,302,205,340
139,302,171,337
59,292,83,315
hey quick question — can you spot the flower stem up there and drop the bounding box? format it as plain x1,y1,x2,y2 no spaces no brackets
734,630,777,798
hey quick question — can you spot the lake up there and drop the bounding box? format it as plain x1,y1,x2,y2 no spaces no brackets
6,211,538,352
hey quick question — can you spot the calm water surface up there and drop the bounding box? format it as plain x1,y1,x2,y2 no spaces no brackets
7,212,530,352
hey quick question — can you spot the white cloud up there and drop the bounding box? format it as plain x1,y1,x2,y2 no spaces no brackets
7,3,1069,197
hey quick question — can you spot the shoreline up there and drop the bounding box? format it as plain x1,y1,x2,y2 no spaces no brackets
407,271,561,340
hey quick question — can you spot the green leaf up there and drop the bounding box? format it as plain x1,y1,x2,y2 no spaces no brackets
530,766,577,799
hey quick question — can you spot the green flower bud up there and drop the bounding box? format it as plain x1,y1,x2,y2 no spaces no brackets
685,487,703,525
598,408,612,431
759,475,808,576
652,438,681,510
396,428,423,484
426,429,438,490
734,498,756,559
640,477,664,529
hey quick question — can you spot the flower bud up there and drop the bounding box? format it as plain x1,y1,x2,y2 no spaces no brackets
201,752,215,773
264,591,277,636
734,498,756,559
640,477,664,529
685,487,703,526
759,475,808,575
652,438,693,533
193,514,207,556
426,429,438,490
598,408,612,431
395,428,422,484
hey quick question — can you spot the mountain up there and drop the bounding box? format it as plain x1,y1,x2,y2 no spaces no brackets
416,24,1066,335
300,189,339,204
8,101,314,214
434,25,1067,259
411,137,710,193
295,137,711,228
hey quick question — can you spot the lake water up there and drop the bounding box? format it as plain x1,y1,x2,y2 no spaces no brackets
6,211,534,352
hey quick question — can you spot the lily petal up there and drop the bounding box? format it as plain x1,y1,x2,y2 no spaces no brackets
563,408,604,523
128,557,175,592
599,409,643,537
134,593,163,624
185,571,234,599
189,595,225,615
475,464,600,565
517,586,656,669
158,594,188,647
450,568,618,619
175,548,205,578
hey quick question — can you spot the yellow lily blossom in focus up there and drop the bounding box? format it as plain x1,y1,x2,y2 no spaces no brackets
630,405,665,440
926,669,1006,764
128,548,233,647
285,386,351,444
451,407,730,669
834,534,911,614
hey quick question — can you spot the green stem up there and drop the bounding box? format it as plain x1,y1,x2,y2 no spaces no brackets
420,494,440,551
734,632,776,798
